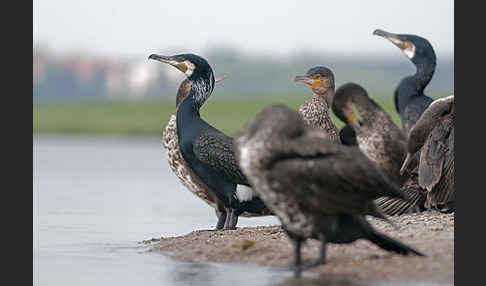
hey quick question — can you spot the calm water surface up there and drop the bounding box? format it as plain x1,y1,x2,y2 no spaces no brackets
33,136,450,286
33,135,287,286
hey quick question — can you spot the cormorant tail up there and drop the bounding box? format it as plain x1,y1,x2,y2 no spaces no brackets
367,230,425,256
375,187,426,216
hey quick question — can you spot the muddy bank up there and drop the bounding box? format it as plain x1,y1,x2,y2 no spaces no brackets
144,212,454,285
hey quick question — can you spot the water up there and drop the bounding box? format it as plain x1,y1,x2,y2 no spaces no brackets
33,135,286,286
33,136,450,286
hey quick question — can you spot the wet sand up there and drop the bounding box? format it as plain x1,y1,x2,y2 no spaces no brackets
145,212,454,285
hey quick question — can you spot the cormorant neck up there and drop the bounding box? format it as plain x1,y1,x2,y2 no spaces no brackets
394,60,436,114
187,75,214,112
414,60,436,91
315,89,335,108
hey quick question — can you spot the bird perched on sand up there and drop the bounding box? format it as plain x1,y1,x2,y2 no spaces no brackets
162,75,228,221
236,104,424,277
399,95,455,213
149,53,271,230
332,82,412,186
294,66,340,143
373,29,436,135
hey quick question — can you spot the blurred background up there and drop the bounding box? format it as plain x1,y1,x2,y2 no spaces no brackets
33,1,453,286
33,0,453,136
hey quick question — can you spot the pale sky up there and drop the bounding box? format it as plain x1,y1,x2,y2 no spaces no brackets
33,0,454,57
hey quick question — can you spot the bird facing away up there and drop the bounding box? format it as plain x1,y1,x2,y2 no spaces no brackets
332,82,413,186
373,29,436,135
400,95,455,212
149,53,271,230
294,66,341,143
236,104,424,278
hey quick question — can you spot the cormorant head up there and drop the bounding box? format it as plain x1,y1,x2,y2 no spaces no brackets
332,83,367,131
294,66,335,103
373,29,436,67
149,53,215,109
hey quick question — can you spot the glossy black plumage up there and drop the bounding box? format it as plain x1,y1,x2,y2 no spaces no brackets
236,104,424,277
373,29,436,135
150,53,271,230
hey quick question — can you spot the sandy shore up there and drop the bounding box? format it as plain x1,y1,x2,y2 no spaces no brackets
143,212,454,285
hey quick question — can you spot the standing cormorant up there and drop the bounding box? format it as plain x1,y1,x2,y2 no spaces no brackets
373,29,436,135
162,75,228,222
236,104,424,277
400,95,455,212
149,53,271,230
332,82,412,186
294,66,340,143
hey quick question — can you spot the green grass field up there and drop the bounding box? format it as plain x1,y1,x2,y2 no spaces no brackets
33,94,404,137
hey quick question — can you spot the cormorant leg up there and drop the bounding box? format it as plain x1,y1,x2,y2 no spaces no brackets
222,207,232,230
224,209,239,230
314,234,328,266
292,238,303,278
215,210,227,230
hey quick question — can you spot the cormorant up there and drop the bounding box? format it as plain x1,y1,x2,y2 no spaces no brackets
162,75,227,222
149,53,271,230
373,29,436,135
375,96,454,215
294,66,340,143
400,95,455,212
332,82,412,186
236,104,424,278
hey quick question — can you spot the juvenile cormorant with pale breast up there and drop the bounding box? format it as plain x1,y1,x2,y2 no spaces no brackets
294,66,340,143
149,53,271,230
236,104,424,277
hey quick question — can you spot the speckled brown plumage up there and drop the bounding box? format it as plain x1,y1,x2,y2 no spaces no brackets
295,66,341,143
332,83,411,186
299,96,340,143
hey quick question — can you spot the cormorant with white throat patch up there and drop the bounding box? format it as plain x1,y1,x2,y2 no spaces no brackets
373,29,436,135
149,53,271,230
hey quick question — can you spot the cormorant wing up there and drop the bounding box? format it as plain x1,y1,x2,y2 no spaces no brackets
266,136,406,216
194,128,250,186
418,117,454,194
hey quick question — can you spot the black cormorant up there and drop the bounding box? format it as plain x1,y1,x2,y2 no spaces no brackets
294,66,340,143
162,75,227,222
332,82,412,186
236,104,424,277
373,29,436,135
150,53,271,230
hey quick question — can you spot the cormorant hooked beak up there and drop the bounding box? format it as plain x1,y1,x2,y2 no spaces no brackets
294,75,321,89
373,29,416,59
400,152,415,175
148,54,190,74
